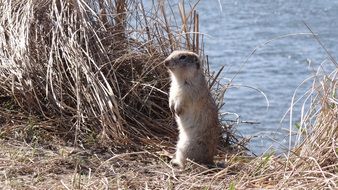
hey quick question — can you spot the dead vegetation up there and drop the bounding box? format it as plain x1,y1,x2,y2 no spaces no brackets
0,0,239,149
0,0,337,189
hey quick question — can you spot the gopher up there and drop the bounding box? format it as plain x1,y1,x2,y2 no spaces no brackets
164,50,220,168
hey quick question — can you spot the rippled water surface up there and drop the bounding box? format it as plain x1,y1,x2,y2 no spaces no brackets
195,0,338,154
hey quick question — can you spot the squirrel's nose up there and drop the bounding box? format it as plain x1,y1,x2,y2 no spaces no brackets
164,60,170,67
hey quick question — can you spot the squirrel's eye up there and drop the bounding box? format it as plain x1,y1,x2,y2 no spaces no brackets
179,55,187,60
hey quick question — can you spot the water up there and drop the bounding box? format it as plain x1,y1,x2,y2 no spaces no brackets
194,0,338,155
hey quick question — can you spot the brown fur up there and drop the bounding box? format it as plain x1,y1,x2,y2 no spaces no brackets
164,50,220,168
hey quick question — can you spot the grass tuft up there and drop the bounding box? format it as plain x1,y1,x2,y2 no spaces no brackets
0,0,237,150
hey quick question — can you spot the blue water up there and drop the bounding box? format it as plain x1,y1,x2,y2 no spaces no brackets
195,0,338,154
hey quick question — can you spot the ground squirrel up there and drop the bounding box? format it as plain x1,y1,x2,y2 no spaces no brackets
164,50,220,168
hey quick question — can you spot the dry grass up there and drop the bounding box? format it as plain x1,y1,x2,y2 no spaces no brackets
0,0,238,148
0,0,170,148
0,0,337,189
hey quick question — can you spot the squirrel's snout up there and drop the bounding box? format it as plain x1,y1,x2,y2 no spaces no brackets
164,59,174,68
164,60,170,67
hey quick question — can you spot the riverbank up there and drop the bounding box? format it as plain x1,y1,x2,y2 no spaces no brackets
0,0,337,189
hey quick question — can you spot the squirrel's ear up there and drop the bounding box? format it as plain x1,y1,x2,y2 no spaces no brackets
194,56,200,70
193,56,198,62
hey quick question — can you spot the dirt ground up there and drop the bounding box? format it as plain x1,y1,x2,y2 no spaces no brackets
0,98,247,189
0,138,243,189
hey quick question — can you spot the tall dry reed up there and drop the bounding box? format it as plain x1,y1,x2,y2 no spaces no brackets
0,0,236,149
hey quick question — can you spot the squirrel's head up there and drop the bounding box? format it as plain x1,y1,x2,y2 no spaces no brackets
164,51,201,79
